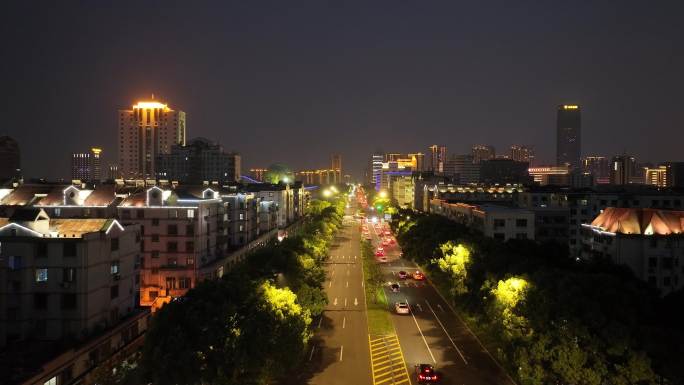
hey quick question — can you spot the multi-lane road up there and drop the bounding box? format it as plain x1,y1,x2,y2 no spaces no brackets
306,199,516,385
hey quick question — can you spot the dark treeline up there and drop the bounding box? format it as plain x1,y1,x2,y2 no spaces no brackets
392,209,684,385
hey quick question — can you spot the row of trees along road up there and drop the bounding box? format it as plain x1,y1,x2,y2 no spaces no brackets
132,196,346,385
391,209,684,385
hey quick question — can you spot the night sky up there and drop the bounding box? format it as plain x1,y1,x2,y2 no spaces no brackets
2,1,683,180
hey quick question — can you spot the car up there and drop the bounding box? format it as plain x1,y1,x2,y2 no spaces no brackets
415,364,440,383
397,271,408,279
382,239,390,246
413,271,425,281
390,283,400,292
389,238,396,244
375,250,385,257
378,255,388,263
395,302,410,314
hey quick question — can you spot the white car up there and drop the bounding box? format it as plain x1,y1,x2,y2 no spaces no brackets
395,302,410,314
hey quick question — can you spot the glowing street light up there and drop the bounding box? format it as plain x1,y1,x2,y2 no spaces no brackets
322,189,332,198
379,190,388,199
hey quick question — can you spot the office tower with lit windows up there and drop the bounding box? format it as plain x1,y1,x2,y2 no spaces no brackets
118,100,186,179
644,166,668,187
472,144,495,164
510,145,534,164
71,148,103,182
556,104,581,171
370,153,384,190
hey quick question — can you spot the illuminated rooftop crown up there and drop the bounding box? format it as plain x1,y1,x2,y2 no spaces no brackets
133,101,170,110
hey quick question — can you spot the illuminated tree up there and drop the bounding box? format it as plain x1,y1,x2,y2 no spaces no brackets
490,277,531,339
433,241,472,295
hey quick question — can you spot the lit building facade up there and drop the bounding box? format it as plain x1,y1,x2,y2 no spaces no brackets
556,104,581,171
444,154,480,184
430,200,535,241
582,156,610,184
70,148,102,182
610,154,637,185
118,100,186,179
428,145,447,173
644,166,668,187
528,165,570,186
370,153,384,190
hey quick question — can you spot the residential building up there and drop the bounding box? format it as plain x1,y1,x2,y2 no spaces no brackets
118,100,186,179
582,207,684,295
0,208,140,347
156,137,241,183
472,145,495,164
644,166,668,187
222,193,259,250
370,153,384,190
480,159,530,185
0,136,21,184
430,199,535,241
611,154,637,185
392,177,415,209
582,156,610,184
245,183,295,228
663,162,684,188
428,145,447,173
444,154,480,184
248,168,268,183
556,104,581,171
117,186,222,310
510,145,534,164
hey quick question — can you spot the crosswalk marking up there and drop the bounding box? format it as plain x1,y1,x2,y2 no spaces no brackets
367,334,411,385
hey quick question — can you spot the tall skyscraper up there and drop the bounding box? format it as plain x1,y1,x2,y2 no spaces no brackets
510,145,534,164
0,136,21,183
556,104,581,171
156,138,241,183
71,148,102,182
428,145,447,173
331,154,342,182
370,153,383,190
472,145,495,164
610,154,636,185
118,100,186,179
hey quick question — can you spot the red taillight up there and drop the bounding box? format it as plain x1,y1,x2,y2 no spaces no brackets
418,374,425,380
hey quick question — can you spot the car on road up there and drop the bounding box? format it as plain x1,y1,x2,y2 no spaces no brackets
397,271,408,279
389,238,396,244
395,302,410,314
415,364,440,383
390,282,400,292
377,255,388,263
413,271,425,281
382,239,390,246
375,249,385,257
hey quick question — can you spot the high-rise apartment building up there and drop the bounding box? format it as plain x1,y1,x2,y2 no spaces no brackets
510,145,534,164
611,154,637,185
428,145,447,173
444,154,480,184
582,156,610,184
0,136,21,183
472,145,496,164
70,148,103,182
556,104,581,171
370,153,383,190
156,138,241,183
118,100,186,179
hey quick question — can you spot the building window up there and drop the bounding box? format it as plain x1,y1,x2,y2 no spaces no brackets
36,243,47,257
493,219,505,228
649,238,658,248
136,210,144,219
63,243,77,257
35,268,48,282
186,224,195,235
61,293,77,310
664,276,671,286
187,257,194,266
179,277,191,289
110,261,120,275
239,213,244,220
168,224,178,235
493,233,505,240
111,285,119,299
34,293,48,309
8,256,21,270
152,218,160,226
63,268,76,282
152,250,160,258
239,225,244,232
648,257,657,268
186,241,194,252
43,376,57,385
168,242,178,252
187,209,194,218
152,234,160,242
170,210,178,218
516,233,527,240
515,219,527,228
149,291,158,300
111,238,119,251
166,277,177,289
168,257,177,266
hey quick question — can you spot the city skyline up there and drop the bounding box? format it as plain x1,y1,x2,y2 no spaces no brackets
3,1,684,180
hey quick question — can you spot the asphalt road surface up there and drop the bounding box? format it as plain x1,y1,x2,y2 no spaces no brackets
369,221,517,385
307,205,372,385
